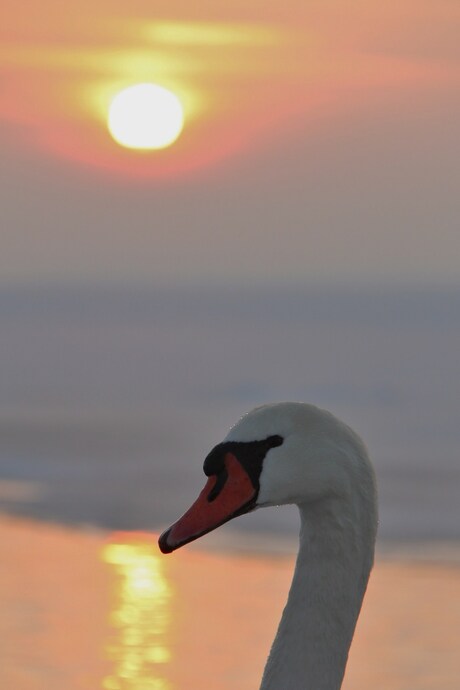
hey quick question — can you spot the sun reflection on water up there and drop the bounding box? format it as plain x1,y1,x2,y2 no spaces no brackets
102,534,173,690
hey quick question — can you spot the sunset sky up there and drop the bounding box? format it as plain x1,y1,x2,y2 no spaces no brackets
2,0,459,286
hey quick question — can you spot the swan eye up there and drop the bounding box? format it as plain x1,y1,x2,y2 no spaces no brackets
203,435,284,493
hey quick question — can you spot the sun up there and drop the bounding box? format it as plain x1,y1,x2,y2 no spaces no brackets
108,83,184,150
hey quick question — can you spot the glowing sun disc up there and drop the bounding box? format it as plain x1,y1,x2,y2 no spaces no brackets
108,83,184,150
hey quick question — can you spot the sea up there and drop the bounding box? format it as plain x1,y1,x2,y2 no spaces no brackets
0,285,459,545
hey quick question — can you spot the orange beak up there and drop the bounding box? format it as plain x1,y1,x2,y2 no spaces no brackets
159,452,257,554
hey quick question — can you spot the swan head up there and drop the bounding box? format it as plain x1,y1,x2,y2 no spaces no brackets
159,402,375,554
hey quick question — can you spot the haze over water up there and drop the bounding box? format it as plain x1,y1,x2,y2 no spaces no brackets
1,284,458,544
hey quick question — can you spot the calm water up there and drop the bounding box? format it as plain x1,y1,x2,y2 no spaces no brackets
0,285,459,542
2,519,459,690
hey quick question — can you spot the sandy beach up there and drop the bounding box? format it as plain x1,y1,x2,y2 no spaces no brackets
1,515,459,690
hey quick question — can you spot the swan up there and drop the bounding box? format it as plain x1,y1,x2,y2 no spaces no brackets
159,402,378,690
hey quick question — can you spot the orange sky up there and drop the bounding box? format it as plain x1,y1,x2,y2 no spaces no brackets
3,1,459,178
1,1,459,286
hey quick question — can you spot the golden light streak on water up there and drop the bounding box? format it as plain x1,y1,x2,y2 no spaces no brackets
102,536,174,690
0,519,458,690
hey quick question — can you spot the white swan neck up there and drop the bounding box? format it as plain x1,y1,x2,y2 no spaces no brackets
259,499,375,690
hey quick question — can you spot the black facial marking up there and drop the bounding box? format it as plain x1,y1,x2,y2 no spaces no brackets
207,466,228,502
203,434,284,501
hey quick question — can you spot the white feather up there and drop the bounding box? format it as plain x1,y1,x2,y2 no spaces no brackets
225,402,378,690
